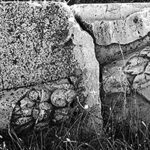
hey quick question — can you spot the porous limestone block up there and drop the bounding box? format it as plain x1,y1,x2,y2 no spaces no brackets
0,1,102,136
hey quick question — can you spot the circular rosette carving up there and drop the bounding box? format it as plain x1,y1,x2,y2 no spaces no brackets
28,89,40,101
9,79,79,132
51,89,67,107
51,89,76,107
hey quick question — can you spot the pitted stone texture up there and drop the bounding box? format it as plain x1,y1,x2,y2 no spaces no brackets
0,88,30,129
0,1,75,90
0,1,101,134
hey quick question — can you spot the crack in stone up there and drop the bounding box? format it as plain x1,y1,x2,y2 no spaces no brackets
74,13,150,66
73,14,150,103
73,15,106,101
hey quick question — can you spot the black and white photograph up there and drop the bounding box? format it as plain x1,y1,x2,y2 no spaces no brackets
0,0,149,149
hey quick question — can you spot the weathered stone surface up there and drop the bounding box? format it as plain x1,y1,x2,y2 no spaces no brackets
72,4,150,130
102,46,150,130
0,1,74,90
0,88,29,130
103,60,130,94
71,4,150,65
123,56,148,75
72,4,150,45
123,46,150,102
71,3,150,23
0,1,102,136
51,89,76,107
71,4,150,132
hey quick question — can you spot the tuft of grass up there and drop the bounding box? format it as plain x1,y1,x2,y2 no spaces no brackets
0,103,150,150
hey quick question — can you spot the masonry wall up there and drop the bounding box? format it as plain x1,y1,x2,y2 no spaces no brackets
72,3,150,130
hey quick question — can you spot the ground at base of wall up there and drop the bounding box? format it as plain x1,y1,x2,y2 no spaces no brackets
1,107,150,150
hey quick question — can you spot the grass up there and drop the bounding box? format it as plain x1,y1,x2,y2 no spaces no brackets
0,0,149,149
0,101,150,150
102,105,150,150
0,23,148,150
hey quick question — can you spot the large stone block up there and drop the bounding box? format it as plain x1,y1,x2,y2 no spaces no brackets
72,3,150,45
71,3,150,130
0,1,102,136
71,4,150,65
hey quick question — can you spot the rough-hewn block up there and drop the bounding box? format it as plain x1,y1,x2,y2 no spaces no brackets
71,4,150,65
0,1,102,136
72,4,150,129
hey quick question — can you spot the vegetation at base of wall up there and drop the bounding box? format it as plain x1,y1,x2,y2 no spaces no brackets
0,104,150,150
0,1,149,150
